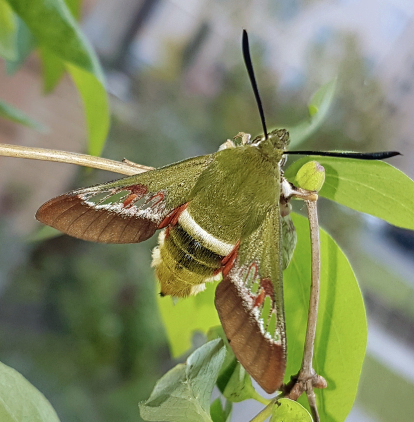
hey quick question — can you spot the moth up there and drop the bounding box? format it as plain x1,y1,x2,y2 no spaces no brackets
34,31,400,394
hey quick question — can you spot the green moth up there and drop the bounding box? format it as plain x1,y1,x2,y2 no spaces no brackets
34,31,400,395
36,128,302,393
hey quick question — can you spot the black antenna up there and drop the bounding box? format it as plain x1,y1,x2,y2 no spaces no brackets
242,30,268,139
284,150,401,160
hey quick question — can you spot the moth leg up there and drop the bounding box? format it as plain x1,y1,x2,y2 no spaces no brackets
214,241,240,277
218,139,236,150
281,178,318,202
233,131,251,145
157,203,189,229
121,158,153,172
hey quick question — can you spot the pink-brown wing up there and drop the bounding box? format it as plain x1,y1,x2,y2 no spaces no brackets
215,206,286,394
36,155,212,243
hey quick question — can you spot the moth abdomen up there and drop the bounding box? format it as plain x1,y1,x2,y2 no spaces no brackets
152,224,226,297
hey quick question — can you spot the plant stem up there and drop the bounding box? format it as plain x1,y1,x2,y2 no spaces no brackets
302,199,320,376
0,143,153,176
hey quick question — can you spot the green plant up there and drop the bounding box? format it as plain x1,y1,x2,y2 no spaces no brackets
1,2,414,422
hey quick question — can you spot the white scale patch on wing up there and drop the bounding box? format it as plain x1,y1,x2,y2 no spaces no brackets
228,262,282,345
79,187,168,224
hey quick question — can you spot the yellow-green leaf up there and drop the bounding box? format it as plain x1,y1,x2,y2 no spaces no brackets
0,0,17,61
156,280,220,357
284,213,367,421
270,399,312,422
6,0,109,155
285,157,414,230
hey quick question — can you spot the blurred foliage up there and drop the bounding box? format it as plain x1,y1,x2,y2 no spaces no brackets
1,3,414,421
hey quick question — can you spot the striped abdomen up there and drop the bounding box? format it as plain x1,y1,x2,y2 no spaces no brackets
152,209,236,297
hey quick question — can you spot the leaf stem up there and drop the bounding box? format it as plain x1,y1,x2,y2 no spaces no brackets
281,192,326,421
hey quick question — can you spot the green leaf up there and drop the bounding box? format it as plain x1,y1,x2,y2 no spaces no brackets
207,326,268,405
270,399,312,422
285,157,414,230
38,0,82,93
64,0,81,19
156,280,220,357
139,338,226,422
5,0,103,79
0,99,46,130
0,0,17,61
284,213,367,421
27,225,61,242
5,0,110,156
288,79,336,148
66,62,110,156
5,17,35,74
216,358,267,404
39,46,65,93
210,398,232,422
0,361,60,422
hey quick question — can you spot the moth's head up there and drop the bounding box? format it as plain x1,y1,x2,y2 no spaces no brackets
252,128,290,162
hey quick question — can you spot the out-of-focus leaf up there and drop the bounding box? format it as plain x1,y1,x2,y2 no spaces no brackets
5,17,35,74
285,157,414,230
5,0,103,78
0,99,46,131
64,0,81,19
139,339,225,422
288,79,336,148
5,0,109,156
0,0,17,61
284,213,367,421
66,63,110,156
39,47,65,93
0,361,61,422
210,398,232,422
270,399,312,422
27,225,61,242
156,280,220,357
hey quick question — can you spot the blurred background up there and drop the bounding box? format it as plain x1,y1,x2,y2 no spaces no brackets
1,0,414,421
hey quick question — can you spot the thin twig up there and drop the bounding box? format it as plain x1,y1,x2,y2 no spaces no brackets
303,199,321,421
0,143,153,176
283,196,326,421
302,199,320,375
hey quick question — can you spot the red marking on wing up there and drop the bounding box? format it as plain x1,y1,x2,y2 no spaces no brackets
146,192,165,208
244,262,258,284
123,184,148,196
260,278,275,304
222,241,240,277
158,202,188,229
253,288,266,307
122,193,138,208
164,225,171,239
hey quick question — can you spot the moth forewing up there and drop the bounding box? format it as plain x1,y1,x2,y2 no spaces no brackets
35,154,213,244
215,204,287,394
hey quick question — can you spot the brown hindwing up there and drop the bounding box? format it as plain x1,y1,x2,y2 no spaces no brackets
215,277,285,394
35,185,164,244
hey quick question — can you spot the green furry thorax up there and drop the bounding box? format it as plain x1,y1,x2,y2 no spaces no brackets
188,144,281,243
